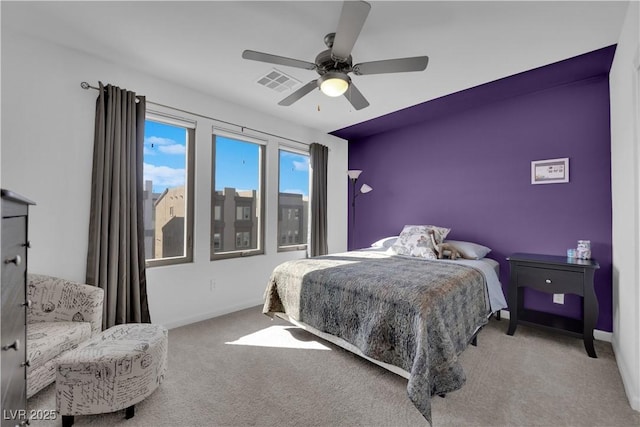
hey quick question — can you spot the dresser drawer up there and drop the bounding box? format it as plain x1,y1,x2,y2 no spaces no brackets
516,265,583,295
2,217,27,305
1,190,34,422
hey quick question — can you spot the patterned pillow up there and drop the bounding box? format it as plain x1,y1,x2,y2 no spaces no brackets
389,225,451,259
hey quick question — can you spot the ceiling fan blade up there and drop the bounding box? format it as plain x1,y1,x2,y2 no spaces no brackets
353,56,429,75
242,50,316,70
343,82,369,110
331,1,371,62
278,80,318,106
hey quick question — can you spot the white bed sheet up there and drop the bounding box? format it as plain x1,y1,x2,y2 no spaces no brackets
441,257,507,312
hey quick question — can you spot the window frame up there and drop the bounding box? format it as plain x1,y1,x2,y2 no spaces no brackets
277,147,310,253
144,111,195,268
211,129,266,260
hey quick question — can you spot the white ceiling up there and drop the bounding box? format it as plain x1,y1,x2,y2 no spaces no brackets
2,1,629,134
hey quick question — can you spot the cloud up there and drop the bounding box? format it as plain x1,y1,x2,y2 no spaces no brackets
158,144,186,155
146,136,175,146
292,160,309,171
145,136,185,156
281,151,309,172
143,163,185,189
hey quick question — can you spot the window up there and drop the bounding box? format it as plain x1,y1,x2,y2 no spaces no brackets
235,231,251,249
211,131,265,259
143,112,195,267
278,149,310,251
236,206,251,220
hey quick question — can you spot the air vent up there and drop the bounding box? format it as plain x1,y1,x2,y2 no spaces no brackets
256,69,301,93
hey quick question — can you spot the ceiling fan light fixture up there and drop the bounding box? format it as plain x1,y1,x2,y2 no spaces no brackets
318,72,350,97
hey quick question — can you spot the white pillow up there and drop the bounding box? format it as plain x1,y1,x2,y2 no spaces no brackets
446,240,491,259
370,236,399,249
389,225,451,260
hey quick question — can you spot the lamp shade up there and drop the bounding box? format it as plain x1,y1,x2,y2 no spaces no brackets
360,183,373,194
347,170,362,180
318,72,350,97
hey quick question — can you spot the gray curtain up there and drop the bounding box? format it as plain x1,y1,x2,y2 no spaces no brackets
86,82,150,329
309,143,329,257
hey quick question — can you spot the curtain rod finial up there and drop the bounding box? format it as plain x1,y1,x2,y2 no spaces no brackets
80,82,90,90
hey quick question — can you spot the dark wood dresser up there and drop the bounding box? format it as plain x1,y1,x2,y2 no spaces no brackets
1,190,34,427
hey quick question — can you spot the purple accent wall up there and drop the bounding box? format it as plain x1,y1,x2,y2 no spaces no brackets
334,46,615,332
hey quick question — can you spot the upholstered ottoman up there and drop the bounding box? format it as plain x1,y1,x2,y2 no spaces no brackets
55,323,168,426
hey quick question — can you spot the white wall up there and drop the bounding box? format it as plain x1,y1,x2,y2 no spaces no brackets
1,29,348,329
610,0,640,412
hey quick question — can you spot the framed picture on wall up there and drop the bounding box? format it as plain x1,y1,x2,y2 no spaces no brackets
531,157,569,184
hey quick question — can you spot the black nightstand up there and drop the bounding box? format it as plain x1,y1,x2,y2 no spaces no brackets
506,252,600,358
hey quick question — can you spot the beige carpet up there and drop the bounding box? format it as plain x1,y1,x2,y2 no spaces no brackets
28,306,640,427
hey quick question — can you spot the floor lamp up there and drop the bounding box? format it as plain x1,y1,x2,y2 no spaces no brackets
348,169,373,249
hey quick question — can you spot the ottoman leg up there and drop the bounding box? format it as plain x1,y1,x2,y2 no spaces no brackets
62,415,74,427
126,405,135,419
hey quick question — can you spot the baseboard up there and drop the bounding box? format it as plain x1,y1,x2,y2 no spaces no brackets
612,335,640,411
161,299,264,330
593,329,613,343
497,310,612,342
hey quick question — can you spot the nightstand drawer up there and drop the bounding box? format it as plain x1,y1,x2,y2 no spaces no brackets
516,265,583,294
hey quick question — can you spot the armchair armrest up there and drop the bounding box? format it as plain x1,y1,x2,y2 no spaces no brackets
27,274,104,335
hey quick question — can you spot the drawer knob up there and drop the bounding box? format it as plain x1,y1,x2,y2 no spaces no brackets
4,255,22,265
545,279,552,284
2,339,20,351
22,299,32,308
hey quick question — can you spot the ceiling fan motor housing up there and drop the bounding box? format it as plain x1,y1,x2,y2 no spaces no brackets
315,48,353,75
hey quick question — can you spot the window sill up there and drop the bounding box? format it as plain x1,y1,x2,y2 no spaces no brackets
146,256,193,268
210,249,265,261
277,245,307,253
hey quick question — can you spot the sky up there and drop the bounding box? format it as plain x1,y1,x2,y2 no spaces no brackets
143,120,187,193
278,149,309,196
143,120,309,196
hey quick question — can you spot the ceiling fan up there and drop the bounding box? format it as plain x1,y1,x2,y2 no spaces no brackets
242,0,429,110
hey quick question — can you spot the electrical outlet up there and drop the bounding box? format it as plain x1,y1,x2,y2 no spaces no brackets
209,279,216,292
553,293,564,304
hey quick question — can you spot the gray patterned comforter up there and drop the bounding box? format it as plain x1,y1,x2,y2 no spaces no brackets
263,250,491,424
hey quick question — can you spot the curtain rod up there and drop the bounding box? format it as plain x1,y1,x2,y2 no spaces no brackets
80,81,313,149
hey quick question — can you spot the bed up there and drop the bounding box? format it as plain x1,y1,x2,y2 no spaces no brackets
263,233,507,424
